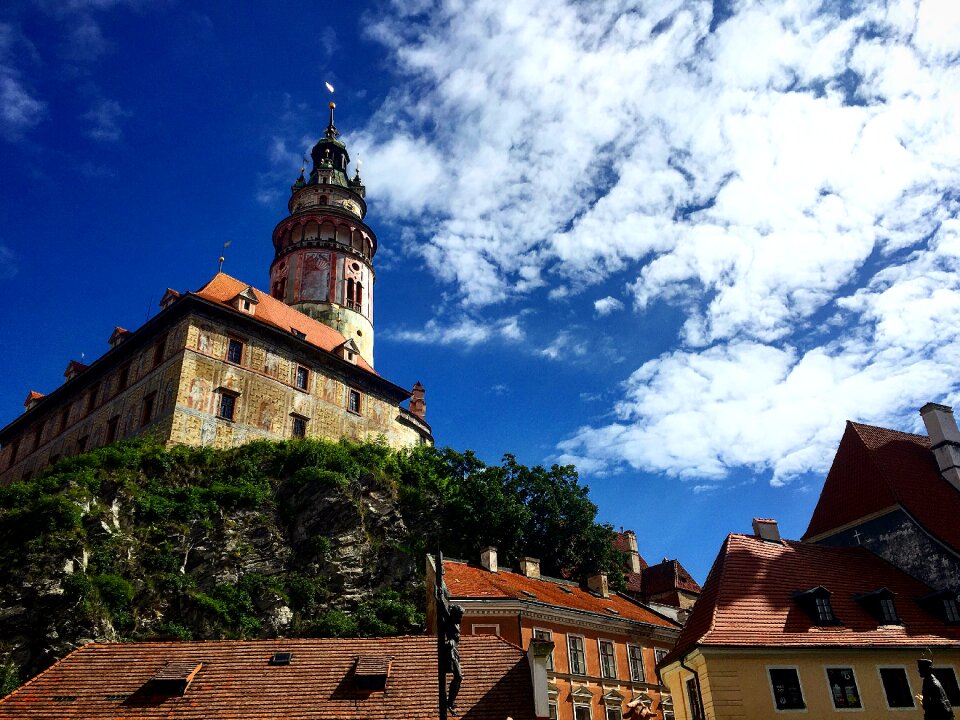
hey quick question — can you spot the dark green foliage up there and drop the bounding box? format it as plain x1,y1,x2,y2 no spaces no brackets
0,435,626,682
0,660,20,699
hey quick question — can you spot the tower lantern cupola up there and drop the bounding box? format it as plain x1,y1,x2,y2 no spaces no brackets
269,102,377,366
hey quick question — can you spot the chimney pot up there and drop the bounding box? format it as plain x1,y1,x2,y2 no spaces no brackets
481,546,498,573
752,518,781,543
920,403,960,491
519,557,541,578
587,573,609,598
410,381,426,420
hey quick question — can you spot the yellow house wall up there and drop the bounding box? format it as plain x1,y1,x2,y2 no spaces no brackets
662,647,960,720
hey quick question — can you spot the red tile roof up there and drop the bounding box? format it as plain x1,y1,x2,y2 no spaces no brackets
663,533,960,665
641,560,702,596
443,560,678,628
0,636,535,720
192,273,378,377
802,421,960,552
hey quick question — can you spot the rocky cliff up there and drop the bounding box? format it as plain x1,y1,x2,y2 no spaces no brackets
0,437,622,693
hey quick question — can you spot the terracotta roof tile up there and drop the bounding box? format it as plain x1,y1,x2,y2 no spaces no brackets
803,421,960,552
0,636,535,720
444,560,677,628
663,534,960,665
192,273,379,377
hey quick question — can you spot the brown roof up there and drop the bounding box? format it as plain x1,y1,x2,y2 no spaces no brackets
192,273,378,377
663,533,960,665
443,560,678,629
641,560,702,596
803,421,960,552
0,636,535,720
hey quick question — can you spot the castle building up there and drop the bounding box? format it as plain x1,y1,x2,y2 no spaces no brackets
0,104,431,485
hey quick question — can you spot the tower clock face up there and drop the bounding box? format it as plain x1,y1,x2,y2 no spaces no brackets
341,199,360,215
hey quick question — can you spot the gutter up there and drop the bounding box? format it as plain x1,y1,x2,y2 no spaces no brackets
679,652,705,720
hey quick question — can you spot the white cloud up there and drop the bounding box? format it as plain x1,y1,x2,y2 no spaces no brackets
0,244,17,279
594,296,623,316
83,98,130,141
0,75,45,141
354,0,960,488
387,314,525,347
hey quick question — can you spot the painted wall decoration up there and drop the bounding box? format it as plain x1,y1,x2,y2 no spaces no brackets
257,400,274,431
186,377,209,412
300,251,331,302
271,261,288,300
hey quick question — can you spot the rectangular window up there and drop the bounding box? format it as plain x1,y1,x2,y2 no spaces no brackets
946,599,960,623
879,597,899,624
654,648,668,665
826,667,861,709
533,629,554,670
105,415,120,444
292,416,307,438
296,365,309,390
86,383,100,415
769,668,805,710
227,338,243,364
932,668,960,706
152,335,166,367
661,695,675,720
141,392,156,426
471,624,500,636
599,639,616,679
605,708,622,720
573,705,591,720
117,364,130,392
879,667,915,708
627,644,645,682
687,677,705,720
347,388,361,414
218,393,236,421
568,635,586,676
548,703,558,720
815,596,835,624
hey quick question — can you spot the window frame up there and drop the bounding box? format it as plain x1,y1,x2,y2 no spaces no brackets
152,334,167,368
823,666,862,710
876,666,915,710
686,677,705,720
347,387,362,415
604,707,622,720
597,638,617,680
532,627,554,671
226,338,244,365
931,666,960,707
105,415,120,444
767,666,807,712
567,634,587,676
573,703,592,720
627,644,646,683
470,623,500,636
548,702,558,720
292,416,307,439
295,365,310,391
141,391,157,427
217,391,238,421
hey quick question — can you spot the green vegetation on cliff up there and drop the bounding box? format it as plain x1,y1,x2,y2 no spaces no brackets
0,437,624,686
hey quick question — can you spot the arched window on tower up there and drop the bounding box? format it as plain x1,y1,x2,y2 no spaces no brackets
356,282,363,311
320,195,328,205
346,278,356,310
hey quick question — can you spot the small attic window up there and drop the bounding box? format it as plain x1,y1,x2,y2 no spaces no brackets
292,328,307,340
559,586,573,594
269,652,293,666
605,607,620,615
793,586,840,626
854,588,900,625
233,288,259,315
521,590,537,599
146,661,203,696
918,590,960,624
354,656,391,692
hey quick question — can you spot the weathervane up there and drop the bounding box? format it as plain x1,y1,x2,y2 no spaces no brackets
218,241,231,273
324,81,339,140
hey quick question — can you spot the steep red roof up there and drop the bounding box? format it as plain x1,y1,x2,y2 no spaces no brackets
642,560,702,596
192,273,378,377
663,533,960,665
0,636,535,720
803,421,960,552
443,560,677,628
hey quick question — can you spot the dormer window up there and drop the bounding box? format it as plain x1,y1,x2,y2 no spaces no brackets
793,586,840,625
854,588,900,625
232,288,259,315
918,590,960,624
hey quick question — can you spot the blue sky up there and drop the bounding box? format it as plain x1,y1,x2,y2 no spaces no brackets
3,0,960,583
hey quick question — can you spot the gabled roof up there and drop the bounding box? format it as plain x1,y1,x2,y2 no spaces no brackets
662,533,960,666
641,559,702,596
0,636,535,720
192,273,377,376
443,560,678,628
803,421,960,552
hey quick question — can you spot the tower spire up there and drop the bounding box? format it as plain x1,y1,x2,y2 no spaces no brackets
325,101,339,140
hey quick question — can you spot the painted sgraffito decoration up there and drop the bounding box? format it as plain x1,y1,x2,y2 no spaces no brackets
300,252,331,302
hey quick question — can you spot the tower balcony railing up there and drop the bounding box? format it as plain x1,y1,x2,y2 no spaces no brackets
346,301,361,312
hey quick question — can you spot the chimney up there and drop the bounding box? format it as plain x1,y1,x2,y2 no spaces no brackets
752,518,781,543
622,530,642,574
481,547,498,573
587,573,609,598
410,381,426,420
519,557,541,579
920,403,960,491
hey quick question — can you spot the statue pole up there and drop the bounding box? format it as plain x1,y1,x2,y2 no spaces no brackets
437,547,447,720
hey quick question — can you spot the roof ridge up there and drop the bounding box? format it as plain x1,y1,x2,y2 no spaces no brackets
849,420,928,442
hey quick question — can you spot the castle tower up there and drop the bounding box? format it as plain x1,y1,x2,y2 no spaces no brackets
269,102,377,366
